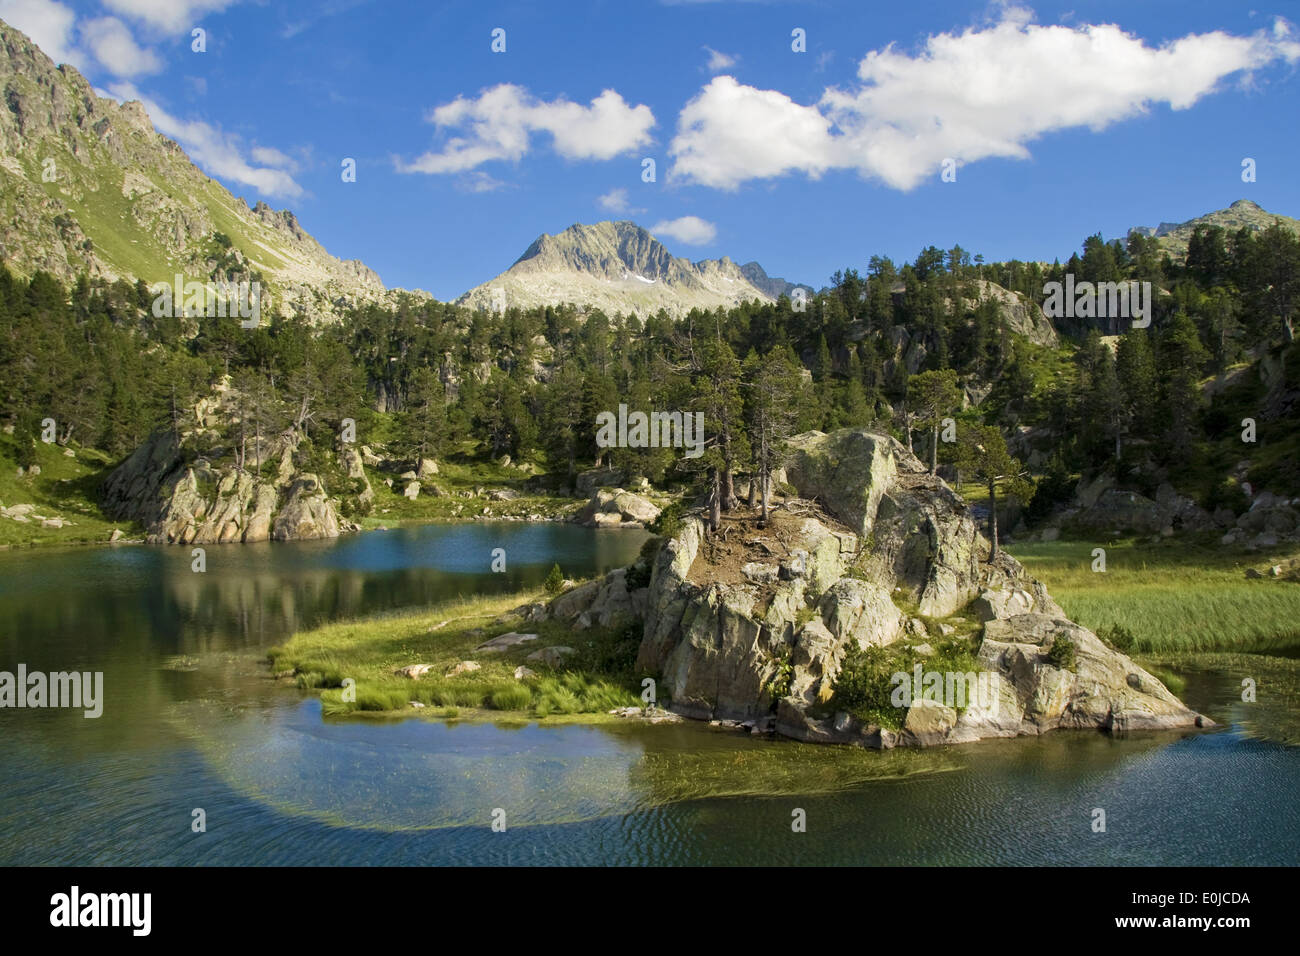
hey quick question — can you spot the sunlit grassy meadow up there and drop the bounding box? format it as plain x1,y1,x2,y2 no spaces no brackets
266,587,642,720
1009,537,1300,654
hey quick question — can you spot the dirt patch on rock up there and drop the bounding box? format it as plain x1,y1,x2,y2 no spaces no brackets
685,501,853,588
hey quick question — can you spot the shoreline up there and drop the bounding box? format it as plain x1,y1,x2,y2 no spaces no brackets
264,574,1300,749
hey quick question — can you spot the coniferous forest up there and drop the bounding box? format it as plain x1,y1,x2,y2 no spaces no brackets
4,219,1298,534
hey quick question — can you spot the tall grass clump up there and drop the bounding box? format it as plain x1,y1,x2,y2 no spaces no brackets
486,682,534,711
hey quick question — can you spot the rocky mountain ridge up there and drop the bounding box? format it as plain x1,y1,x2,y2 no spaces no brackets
1132,198,1300,261
0,18,414,323
458,220,809,317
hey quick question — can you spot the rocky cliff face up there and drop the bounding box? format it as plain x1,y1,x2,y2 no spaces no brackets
101,381,368,544
557,427,1209,748
457,220,786,317
960,279,1059,348
738,261,811,301
0,19,410,322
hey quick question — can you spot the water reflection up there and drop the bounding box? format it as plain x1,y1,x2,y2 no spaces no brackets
1,524,1298,865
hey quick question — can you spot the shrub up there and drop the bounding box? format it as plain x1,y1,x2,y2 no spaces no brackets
569,622,641,681
1102,623,1136,653
625,536,662,590
544,563,565,594
826,643,902,729
1204,479,1251,517
1047,635,1077,671
764,650,793,703
647,501,683,538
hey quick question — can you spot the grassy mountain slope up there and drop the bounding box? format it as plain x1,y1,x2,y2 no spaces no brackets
1135,198,1300,261
0,18,417,322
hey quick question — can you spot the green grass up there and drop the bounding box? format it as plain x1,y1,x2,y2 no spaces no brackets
1009,537,1300,653
0,420,593,547
0,432,140,547
268,587,642,720
352,439,580,526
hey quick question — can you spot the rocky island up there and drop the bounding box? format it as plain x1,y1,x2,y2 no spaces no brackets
547,428,1211,748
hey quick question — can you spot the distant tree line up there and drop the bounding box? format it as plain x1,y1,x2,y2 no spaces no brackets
0,217,1296,524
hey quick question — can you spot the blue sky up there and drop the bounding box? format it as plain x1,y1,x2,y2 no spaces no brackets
8,0,1300,299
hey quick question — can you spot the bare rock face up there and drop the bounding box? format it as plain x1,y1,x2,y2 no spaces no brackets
272,475,340,541
818,579,902,649
784,429,1056,618
628,427,1209,747
101,393,347,545
637,512,857,722
952,613,1205,738
955,280,1059,348
457,221,783,318
549,568,648,632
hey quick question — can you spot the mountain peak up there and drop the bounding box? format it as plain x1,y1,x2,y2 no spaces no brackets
461,220,802,316
1136,199,1300,259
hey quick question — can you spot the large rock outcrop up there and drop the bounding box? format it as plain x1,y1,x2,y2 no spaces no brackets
573,488,661,528
101,382,356,545
617,427,1209,748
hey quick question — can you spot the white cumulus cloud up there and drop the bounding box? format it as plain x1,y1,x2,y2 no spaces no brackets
650,216,717,245
670,8,1300,190
109,82,304,199
398,84,655,174
597,187,645,215
80,16,161,77
101,0,240,34
249,145,298,172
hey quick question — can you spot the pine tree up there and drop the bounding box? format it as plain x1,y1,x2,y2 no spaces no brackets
399,365,445,462
907,369,961,474
953,423,1034,559
1157,311,1209,462
741,346,804,523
